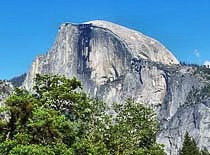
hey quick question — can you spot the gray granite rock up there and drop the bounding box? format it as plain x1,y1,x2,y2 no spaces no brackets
21,20,210,154
0,80,13,119
0,80,13,104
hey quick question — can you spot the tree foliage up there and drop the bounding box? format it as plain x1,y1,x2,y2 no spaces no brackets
0,74,165,155
179,132,210,155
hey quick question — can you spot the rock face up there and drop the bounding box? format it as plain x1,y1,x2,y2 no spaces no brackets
0,80,13,119
157,66,210,154
0,80,13,104
85,20,179,65
10,73,26,87
23,20,210,154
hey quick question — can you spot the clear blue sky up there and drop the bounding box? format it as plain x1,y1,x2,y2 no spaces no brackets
1,0,210,79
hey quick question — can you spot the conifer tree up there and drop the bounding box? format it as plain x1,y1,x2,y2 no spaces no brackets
179,132,200,155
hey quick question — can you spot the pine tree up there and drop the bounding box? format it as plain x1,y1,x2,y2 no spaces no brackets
179,132,200,155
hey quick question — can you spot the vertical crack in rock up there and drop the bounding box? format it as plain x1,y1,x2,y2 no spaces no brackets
77,24,92,75
111,64,119,78
130,58,143,85
162,71,170,94
138,64,143,85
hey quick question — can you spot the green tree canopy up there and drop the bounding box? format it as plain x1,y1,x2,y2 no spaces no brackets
0,74,165,155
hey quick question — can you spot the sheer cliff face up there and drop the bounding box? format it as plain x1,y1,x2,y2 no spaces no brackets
23,20,210,154
0,81,13,104
24,23,132,93
24,21,178,105
157,67,210,154
0,81,13,119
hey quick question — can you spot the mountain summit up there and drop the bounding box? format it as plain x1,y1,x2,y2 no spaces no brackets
21,20,210,155
85,20,179,65
24,20,178,90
